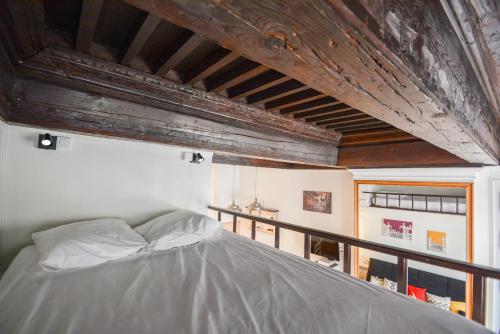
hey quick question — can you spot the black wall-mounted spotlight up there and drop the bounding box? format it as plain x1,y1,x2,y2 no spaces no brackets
38,133,57,150
190,153,205,164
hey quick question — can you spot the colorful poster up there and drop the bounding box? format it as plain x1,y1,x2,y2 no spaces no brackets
427,231,447,253
382,219,413,240
303,191,332,214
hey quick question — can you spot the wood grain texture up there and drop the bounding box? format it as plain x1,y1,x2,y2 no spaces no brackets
227,70,288,99
9,79,338,166
339,130,418,147
18,47,341,145
337,141,470,168
183,48,240,85
207,62,267,93
246,80,307,105
0,0,46,60
76,0,104,53
156,33,205,76
122,0,500,164
212,153,337,169
121,14,162,65
0,36,15,119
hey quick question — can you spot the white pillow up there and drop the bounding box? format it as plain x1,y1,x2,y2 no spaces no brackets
134,210,222,251
369,276,384,287
32,218,147,271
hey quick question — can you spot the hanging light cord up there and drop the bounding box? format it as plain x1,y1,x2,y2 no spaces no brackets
254,167,258,199
232,165,236,202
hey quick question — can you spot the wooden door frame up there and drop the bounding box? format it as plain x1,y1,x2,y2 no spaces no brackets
353,180,474,318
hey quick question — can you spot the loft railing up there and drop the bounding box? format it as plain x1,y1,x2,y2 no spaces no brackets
208,205,500,325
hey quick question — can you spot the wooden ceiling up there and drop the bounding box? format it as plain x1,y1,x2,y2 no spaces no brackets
42,0,413,145
1,0,497,168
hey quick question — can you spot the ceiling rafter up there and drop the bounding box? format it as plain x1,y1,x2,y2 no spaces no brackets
76,0,104,53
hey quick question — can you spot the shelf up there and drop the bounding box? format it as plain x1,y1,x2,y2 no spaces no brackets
363,191,466,216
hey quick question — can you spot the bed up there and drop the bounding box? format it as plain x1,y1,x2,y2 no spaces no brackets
0,230,491,334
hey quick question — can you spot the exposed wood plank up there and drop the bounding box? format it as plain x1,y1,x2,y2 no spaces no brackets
0,35,15,119
342,127,402,137
18,47,341,145
212,154,337,169
306,110,364,123
227,71,288,99
0,0,46,59
294,104,353,119
332,122,387,132
183,48,239,85
76,0,104,53
265,89,326,112
279,96,338,115
442,0,500,116
316,115,373,127
121,14,162,65
340,131,418,147
283,99,343,116
156,33,205,77
337,141,470,168
123,0,500,163
331,120,385,131
10,79,338,166
247,80,307,105
207,62,268,93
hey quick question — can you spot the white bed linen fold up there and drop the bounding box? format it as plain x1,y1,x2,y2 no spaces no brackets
0,231,491,334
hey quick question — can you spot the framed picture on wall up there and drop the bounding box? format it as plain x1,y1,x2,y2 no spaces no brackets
382,219,413,241
303,191,332,214
427,231,447,253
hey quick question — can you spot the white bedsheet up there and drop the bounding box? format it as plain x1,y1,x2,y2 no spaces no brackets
0,231,491,334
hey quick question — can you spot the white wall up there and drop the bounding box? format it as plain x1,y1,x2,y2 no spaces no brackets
351,167,500,331
0,124,212,270
212,165,354,256
474,167,500,332
358,206,467,280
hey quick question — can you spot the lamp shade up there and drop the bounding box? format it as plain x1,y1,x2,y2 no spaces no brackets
227,200,242,212
247,197,263,211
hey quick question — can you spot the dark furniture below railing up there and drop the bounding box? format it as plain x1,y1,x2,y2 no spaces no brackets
367,258,466,302
209,206,500,325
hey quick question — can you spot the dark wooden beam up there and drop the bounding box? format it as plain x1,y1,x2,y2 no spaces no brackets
76,0,104,53
212,154,337,169
121,14,162,65
183,48,239,85
17,47,341,145
0,35,15,119
279,97,339,115
295,104,353,120
333,122,388,132
342,127,402,137
307,110,364,123
0,0,46,60
317,115,374,127
338,141,471,168
206,62,268,93
227,71,288,100
156,33,205,77
123,0,500,164
9,79,338,166
246,80,307,105
339,131,418,147
265,89,326,112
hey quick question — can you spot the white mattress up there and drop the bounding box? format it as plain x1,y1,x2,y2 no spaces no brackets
0,231,491,334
